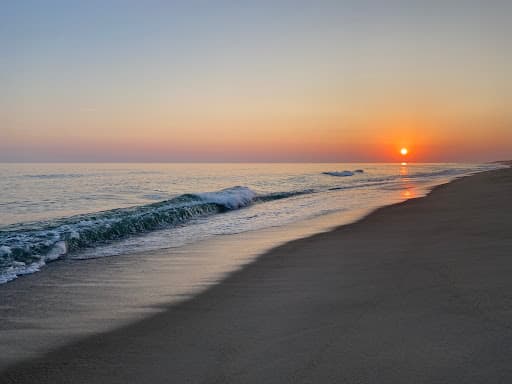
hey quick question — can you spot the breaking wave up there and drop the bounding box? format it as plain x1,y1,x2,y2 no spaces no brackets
0,186,318,283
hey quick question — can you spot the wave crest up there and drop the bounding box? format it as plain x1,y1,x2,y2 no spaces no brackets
0,186,319,283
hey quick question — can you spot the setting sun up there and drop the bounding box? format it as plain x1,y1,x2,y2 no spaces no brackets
1,2,512,382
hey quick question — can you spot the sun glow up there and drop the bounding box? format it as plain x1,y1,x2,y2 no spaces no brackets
400,147,408,156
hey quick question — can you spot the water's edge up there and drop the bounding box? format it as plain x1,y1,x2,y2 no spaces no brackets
1,166,506,372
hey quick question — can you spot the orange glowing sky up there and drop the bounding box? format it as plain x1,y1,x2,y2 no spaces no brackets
1,1,511,162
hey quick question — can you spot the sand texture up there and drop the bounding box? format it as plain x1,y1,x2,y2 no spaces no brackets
2,167,512,383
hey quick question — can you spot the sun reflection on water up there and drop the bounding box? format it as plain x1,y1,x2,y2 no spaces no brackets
398,162,416,199
401,189,415,199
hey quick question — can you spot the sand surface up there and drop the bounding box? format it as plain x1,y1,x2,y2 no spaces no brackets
2,167,512,383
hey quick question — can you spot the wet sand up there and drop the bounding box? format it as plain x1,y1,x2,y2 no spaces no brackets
2,166,512,383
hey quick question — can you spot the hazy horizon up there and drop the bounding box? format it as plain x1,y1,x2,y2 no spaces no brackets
0,160,505,164
2,1,511,163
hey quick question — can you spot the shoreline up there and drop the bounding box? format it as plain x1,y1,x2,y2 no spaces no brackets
0,162,495,285
0,166,459,368
3,166,512,383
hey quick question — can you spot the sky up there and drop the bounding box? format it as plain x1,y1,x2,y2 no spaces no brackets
1,0,511,162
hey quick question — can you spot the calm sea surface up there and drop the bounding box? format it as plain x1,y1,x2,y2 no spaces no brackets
0,162,498,284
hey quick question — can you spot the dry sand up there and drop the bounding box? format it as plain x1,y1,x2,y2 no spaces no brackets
2,166,512,383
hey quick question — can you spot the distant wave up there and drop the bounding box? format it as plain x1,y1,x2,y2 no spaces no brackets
23,173,85,179
400,168,473,179
21,170,163,179
323,169,364,177
255,189,317,202
323,171,355,177
322,167,491,180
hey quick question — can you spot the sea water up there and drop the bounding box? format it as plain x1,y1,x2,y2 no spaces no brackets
0,162,499,284
0,162,505,367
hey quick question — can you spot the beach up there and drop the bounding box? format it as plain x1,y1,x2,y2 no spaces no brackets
2,165,512,383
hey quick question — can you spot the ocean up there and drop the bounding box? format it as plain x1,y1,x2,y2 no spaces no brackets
0,162,498,284
1,161,506,367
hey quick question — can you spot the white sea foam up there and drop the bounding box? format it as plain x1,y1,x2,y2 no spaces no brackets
197,186,256,209
0,186,261,283
45,241,68,261
0,259,44,284
0,245,11,257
